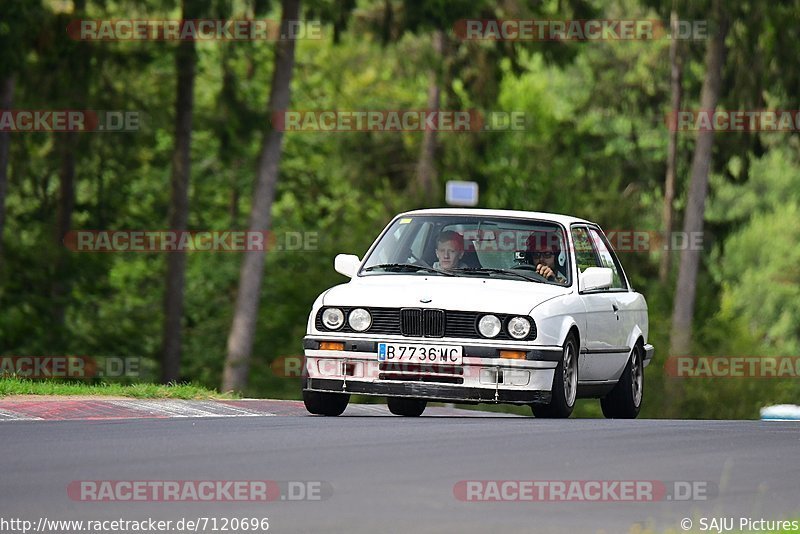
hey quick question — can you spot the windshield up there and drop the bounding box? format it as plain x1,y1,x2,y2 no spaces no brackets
360,215,571,286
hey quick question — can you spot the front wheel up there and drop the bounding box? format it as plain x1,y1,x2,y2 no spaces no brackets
531,335,577,418
600,344,643,419
387,397,427,417
303,390,350,416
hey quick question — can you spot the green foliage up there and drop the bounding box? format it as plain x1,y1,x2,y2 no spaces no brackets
708,141,800,357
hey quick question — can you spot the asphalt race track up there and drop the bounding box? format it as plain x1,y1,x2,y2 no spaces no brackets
1,401,799,534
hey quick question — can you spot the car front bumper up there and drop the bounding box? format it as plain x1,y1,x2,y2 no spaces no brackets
302,335,560,405
644,343,655,368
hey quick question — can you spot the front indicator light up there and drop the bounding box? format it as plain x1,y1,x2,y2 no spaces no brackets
319,342,345,351
500,350,526,360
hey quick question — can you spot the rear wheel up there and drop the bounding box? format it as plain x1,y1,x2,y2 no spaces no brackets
387,397,427,417
531,334,577,418
303,390,350,416
600,344,643,419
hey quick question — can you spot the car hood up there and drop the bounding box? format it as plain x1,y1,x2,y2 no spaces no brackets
322,274,572,315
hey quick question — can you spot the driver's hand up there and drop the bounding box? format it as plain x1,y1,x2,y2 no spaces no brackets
535,264,555,280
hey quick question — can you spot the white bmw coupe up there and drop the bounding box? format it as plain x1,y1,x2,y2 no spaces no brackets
302,208,654,418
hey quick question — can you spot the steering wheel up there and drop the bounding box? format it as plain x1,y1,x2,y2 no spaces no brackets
511,264,550,281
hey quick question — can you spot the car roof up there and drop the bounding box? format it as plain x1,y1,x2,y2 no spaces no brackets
399,208,595,227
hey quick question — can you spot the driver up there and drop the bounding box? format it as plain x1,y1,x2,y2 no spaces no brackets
432,230,468,271
524,233,568,284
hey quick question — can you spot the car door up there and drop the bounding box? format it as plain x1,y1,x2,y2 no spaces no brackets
584,227,632,380
571,226,621,381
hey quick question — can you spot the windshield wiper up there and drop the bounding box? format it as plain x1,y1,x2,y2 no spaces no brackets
363,263,455,276
451,267,544,283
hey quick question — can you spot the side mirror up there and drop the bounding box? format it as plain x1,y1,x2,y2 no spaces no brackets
580,267,613,292
334,254,361,278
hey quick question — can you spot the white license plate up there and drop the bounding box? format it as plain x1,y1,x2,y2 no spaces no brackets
377,343,462,365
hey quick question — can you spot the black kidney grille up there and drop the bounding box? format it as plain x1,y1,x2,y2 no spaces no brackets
400,308,445,337
423,309,445,337
400,308,423,336
316,307,535,340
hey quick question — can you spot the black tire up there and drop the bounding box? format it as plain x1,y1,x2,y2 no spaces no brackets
600,344,644,419
303,390,350,416
531,334,578,418
387,397,427,417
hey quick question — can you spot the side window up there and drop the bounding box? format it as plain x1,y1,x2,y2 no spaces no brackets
571,227,599,273
588,228,627,290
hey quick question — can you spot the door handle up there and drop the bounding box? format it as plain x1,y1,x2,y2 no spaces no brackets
612,303,619,312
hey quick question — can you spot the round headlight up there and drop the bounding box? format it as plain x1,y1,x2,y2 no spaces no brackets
478,314,502,338
321,308,344,330
507,316,532,339
348,308,372,332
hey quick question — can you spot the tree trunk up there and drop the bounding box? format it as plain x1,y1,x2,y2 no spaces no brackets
218,45,240,227
160,0,198,383
659,10,683,283
222,0,300,392
49,0,89,343
669,4,728,357
413,29,443,202
50,131,78,333
0,75,13,265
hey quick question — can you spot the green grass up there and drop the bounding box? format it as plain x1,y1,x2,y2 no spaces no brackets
0,377,237,400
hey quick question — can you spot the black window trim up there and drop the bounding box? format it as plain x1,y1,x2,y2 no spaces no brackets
571,223,631,294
